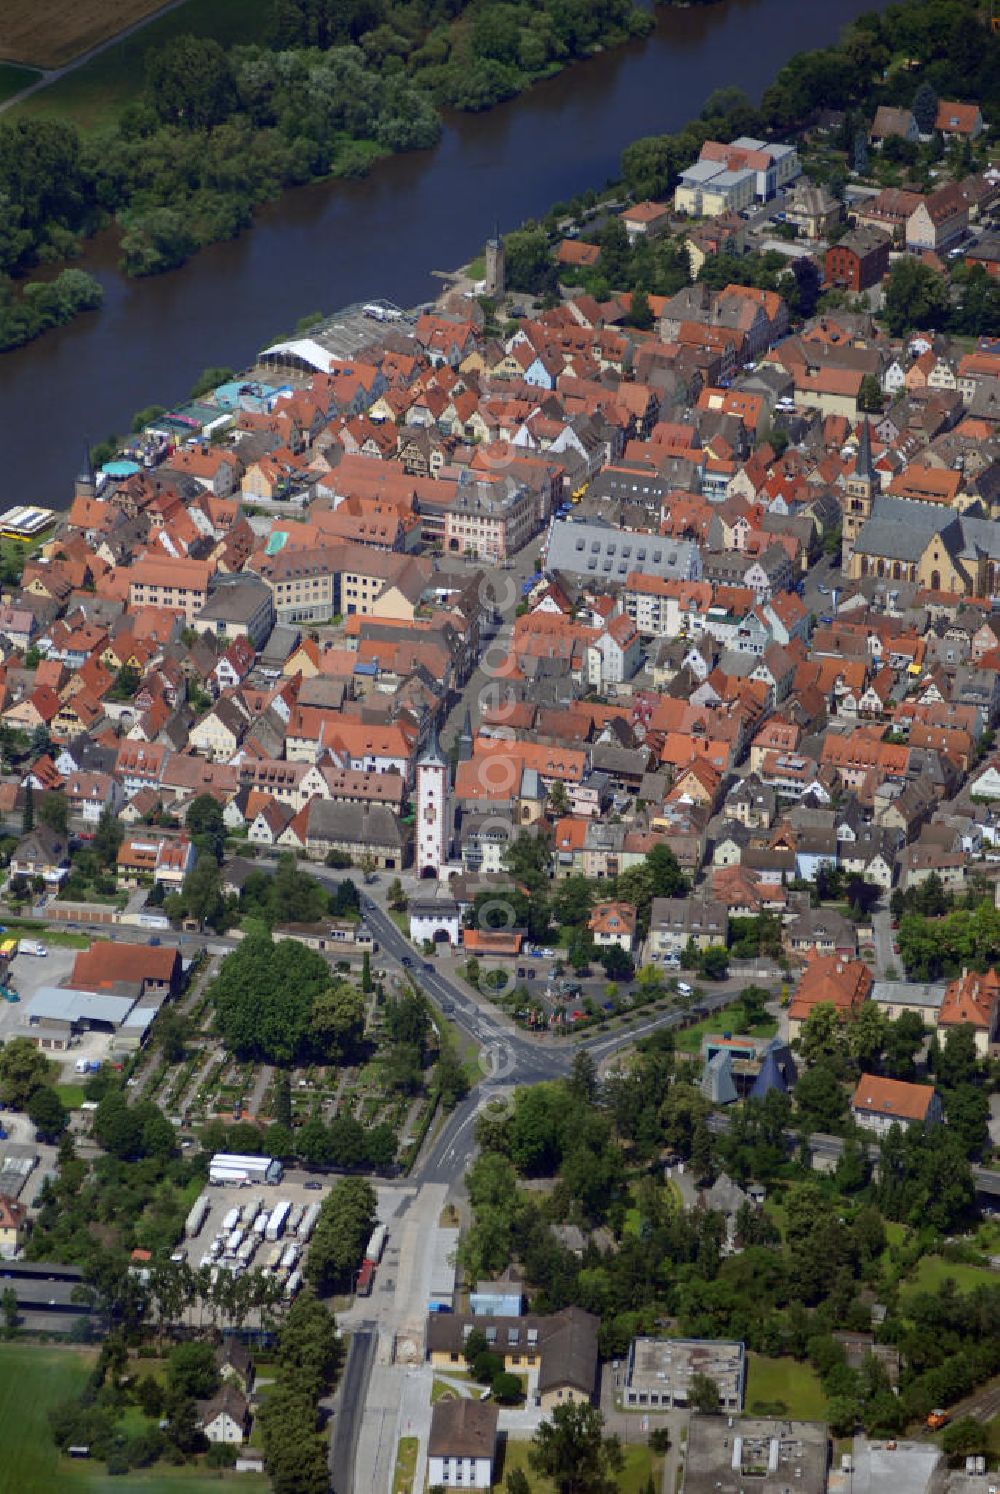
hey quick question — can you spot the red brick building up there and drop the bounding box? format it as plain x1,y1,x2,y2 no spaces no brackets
824,228,891,292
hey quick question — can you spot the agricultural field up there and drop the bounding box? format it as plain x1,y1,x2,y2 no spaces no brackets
10,0,275,127
0,0,175,69
0,1344,95,1492
0,1343,268,1493
745,1354,829,1421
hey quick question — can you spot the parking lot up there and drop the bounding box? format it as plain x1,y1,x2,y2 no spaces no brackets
182,1172,333,1287
0,945,77,1051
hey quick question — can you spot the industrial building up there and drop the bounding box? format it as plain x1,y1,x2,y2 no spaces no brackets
682,1415,828,1493
23,986,157,1053
622,1336,745,1411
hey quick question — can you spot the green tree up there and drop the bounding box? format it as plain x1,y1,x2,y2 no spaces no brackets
26,1084,67,1140
858,373,883,413
504,227,556,295
259,1382,330,1494
306,1176,376,1295
186,794,226,862
146,36,237,130
190,366,235,400
795,1060,848,1131
941,1416,988,1458
882,258,950,337
1,1286,18,1336
551,876,593,928
181,857,225,929
310,982,365,1064
38,791,68,835
0,1037,52,1108
211,935,335,1064
689,1373,722,1414
628,287,653,329
912,81,938,135
493,1369,523,1403
529,1403,623,1494
167,1341,219,1400
93,805,123,868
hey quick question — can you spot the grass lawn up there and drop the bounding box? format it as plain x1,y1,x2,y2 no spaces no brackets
497,1438,659,1493
0,63,40,102
0,1343,95,1491
745,1354,828,1421
903,1255,997,1296
11,0,275,128
56,1082,86,1108
392,1436,418,1494
674,1007,777,1055
63,1474,268,1492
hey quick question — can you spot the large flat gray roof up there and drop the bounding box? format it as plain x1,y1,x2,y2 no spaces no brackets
546,518,699,582
24,986,135,1026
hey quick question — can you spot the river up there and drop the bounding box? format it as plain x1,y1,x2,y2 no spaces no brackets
0,0,887,505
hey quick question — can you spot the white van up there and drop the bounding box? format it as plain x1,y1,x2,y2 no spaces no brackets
677,982,693,996
20,941,47,957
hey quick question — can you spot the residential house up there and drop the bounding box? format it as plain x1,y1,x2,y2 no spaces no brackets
851,1075,941,1135
427,1400,498,1491
587,901,637,953
197,1386,250,1445
647,896,728,961
10,826,70,887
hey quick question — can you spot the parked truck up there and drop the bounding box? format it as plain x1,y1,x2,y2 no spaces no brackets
365,1223,387,1264
265,1200,291,1241
280,1242,300,1272
298,1203,320,1242
221,1207,241,1233
185,1197,210,1240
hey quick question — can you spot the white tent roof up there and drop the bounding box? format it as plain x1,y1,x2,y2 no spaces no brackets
259,338,332,372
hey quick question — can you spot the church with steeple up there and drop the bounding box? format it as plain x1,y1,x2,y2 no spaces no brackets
841,417,877,570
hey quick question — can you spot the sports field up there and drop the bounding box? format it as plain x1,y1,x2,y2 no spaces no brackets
0,0,175,69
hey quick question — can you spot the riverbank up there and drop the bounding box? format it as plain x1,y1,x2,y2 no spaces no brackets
0,0,894,505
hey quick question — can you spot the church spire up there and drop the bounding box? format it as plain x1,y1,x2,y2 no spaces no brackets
857,416,875,485
458,705,473,763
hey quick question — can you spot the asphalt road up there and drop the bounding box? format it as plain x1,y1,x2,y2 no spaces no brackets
329,1321,376,1494
359,892,770,1184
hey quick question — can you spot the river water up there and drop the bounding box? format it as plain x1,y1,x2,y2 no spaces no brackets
0,0,886,505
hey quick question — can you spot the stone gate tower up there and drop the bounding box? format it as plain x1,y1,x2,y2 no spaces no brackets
484,223,505,300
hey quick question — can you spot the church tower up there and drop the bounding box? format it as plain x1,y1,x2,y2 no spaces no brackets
458,706,474,763
484,223,505,300
75,440,96,501
841,417,876,569
416,720,448,878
